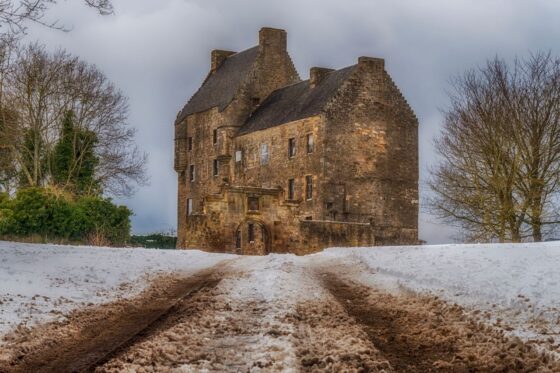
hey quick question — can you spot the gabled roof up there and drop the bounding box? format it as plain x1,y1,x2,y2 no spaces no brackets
238,65,356,135
176,46,259,123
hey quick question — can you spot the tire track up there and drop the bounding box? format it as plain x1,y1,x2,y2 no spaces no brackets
320,273,560,372
0,267,224,373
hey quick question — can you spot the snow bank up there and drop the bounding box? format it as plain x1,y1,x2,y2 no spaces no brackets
322,242,560,341
0,241,231,337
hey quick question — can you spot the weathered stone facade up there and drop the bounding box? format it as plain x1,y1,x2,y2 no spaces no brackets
174,27,418,255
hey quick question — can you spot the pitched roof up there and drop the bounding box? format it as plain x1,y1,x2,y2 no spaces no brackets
176,46,259,123
238,65,356,135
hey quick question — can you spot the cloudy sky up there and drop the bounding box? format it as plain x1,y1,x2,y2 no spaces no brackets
24,0,560,243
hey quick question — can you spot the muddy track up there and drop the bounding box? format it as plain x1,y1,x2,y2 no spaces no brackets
323,275,458,372
321,273,560,372
0,268,223,373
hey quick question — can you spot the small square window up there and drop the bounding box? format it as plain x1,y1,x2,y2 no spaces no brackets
248,197,259,211
235,150,242,162
288,178,295,200
213,159,219,176
187,137,193,151
306,134,314,153
288,138,296,158
261,144,269,165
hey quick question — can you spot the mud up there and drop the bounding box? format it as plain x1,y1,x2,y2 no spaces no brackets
320,274,560,372
1,261,559,372
0,268,222,373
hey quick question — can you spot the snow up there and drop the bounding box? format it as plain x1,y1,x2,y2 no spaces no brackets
0,241,232,337
321,242,560,343
2,239,560,354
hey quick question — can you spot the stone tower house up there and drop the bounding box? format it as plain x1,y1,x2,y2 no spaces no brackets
174,27,418,255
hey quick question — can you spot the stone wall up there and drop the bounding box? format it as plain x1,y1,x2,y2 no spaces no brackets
299,220,375,252
322,57,419,245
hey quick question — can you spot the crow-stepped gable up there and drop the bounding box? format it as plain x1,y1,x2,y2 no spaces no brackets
174,27,418,255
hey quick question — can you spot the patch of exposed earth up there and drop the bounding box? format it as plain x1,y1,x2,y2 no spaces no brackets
0,256,558,372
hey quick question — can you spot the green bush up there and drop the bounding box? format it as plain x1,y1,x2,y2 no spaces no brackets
0,188,131,246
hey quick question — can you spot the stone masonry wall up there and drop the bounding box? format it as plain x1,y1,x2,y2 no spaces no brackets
323,57,418,245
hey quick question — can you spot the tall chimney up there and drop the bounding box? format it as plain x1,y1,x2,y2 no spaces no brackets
259,27,287,52
211,49,235,72
358,56,385,72
309,67,334,88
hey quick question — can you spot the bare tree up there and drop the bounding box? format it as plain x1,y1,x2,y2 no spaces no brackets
0,1,113,35
429,53,560,242
0,42,147,197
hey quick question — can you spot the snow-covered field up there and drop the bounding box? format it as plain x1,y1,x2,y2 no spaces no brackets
0,241,232,336
322,242,560,343
1,240,560,363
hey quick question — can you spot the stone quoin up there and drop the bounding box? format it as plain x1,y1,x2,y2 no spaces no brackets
174,27,419,255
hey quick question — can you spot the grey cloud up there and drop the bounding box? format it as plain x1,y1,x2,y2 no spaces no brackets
24,0,560,242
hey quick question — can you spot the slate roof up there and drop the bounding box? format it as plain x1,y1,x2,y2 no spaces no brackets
176,46,260,123
238,65,356,135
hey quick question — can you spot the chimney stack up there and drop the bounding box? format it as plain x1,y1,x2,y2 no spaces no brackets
211,49,235,72
309,67,334,88
259,27,287,52
358,56,385,72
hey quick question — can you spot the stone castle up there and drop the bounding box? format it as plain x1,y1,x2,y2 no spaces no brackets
174,27,418,255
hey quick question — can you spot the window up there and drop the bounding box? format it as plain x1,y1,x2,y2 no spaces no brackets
213,129,218,145
305,175,313,200
305,216,312,220
187,198,193,216
288,178,295,200
260,143,269,165
306,134,314,153
213,159,219,176
288,138,296,158
236,230,241,249
235,150,242,162
187,136,193,151
248,223,255,242
248,197,259,211
189,164,195,182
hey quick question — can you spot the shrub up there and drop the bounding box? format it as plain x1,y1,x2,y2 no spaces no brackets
0,188,131,246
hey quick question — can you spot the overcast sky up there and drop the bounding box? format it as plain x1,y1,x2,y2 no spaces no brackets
24,0,560,243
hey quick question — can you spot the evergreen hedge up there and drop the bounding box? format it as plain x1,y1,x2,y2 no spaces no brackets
0,188,131,246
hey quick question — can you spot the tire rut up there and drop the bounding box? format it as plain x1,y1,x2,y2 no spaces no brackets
321,273,560,372
0,268,223,373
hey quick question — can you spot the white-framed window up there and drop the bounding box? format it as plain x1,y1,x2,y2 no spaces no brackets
306,134,314,153
288,138,296,158
187,198,193,216
261,143,269,165
235,150,242,162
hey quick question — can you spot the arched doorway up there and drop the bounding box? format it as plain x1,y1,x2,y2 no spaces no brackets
235,219,271,255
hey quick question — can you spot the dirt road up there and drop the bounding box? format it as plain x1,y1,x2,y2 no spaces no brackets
0,257,558,372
